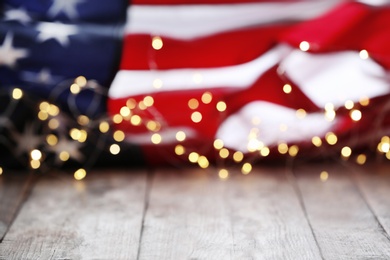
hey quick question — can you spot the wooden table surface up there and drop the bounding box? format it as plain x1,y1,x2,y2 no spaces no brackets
1,161,390,259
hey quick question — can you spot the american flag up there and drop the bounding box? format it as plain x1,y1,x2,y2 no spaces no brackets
1,0,390,170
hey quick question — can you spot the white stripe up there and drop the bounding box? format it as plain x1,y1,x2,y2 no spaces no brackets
124,127,197,145
280,50,390,108
109,45,291,99
216,101,337,152
127,0,343,39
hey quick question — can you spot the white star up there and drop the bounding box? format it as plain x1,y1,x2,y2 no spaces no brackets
47,0,84,20
21,68,62,85
47,137,84,162
4,8,32,24
0,33,29,68
36,22,78,47
11,123,44,155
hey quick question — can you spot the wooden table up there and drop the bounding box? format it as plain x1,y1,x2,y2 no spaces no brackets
1,161,390,259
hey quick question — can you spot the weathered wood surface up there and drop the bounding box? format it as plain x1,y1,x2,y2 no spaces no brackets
138,167,321,260
0,169,148,260
1,163,390,260
0,171,34,241
292,162,390,260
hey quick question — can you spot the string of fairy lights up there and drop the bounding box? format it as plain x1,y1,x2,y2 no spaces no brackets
1,36,390,181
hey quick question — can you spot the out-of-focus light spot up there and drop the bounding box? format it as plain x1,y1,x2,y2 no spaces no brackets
31,149,42,160
188,98,199,110
99,122,110,133
70,128,81,140
46,134,58,146
78,130,87,143
175,131,186,142
247,139,263,152
201,92,212,104
48,104,59,116
241,163,252,175
218,169,229,179
288,145,299,157
146,121,159,132
344,100,354,110
130,115,142,125
77,115,89,126
278,143,288,154
341,146,352,158
214,139,224,150
126,98,137,109
0,167,3,175
39,101,49,112
113,130,125,142
38,111,49,121
312,136,322,147
70,83,80,94
59,151,70,161
320,171,328,182
75,76,87,87
112,114,123,124
356,154,366,165
152,36,163,50
153,78,163,89
188,152,199,163
359,96,370,106
325,132,337,145
138,101,147,110
283,84,292,94
175,145,185,155
12,88,23,99
191,111,202,123
143,96,154,107
110,144,120,155
359,49,369,59
260,147,270,157
74,168,86,180
219,148,229,159
233,151,244,162
30,160,40,169
296,109,306,119
198,156,209,169
151,133,162,144
120,106,131,117
299,41,310,51
350,109,362,121
216,101,227,112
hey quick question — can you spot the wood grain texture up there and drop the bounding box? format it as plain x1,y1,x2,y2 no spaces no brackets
293,163,390,260
138,166,322,260
0,171,34,241
348,162,390,238
0,169,148,260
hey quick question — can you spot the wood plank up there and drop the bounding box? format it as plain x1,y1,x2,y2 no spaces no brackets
0,169,148,260
293,162,390,259
347,162,390,238
0,171,35,241
138,166,322,259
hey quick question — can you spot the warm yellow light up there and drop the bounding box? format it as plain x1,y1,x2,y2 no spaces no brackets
247,139,264,152
75,76,87,87
0,167,3,175
188,152,199,163
320,171,328,182
219,148,229,159
341,146,352,158
153,78,163,89
233,151,244,162
12,88,23,99
188,98,199,110
126,98,137,109
39,101,50,112
99,122,110,133
110,144,120,155
359,96,370,106
70,83,80,94
350,109,362,121
241,163,252,175
312,136,322,147
296,109,306,119
146,121,160,132
78,130,88,143
48,104,59,116
38,111,49,121
325,132,337,145
48,118,59,129
70,128,81,140
359,49,369,59
299,41,310,51
113,130,125,142
260,147,270,157
130,115,142,126
74,168,87,180
59,151,70,161
46,134,58,146
77,115,89,126
213,139,224,150
191,111,202,123
344,100,354,110
112,114,123,124
278,143,288,154
175,145,185,155
288,145,299,157
152,36,163,50
175,131,186,142
201,92,212,104
356,154,366,165
120,106,131,117
216,101,227,112
143,96,154,107
218,169,229,179
151,133,162,144
283,84,292,94
31,149,42,160
30,160,40,169
138,101,147,110
198,156,209,169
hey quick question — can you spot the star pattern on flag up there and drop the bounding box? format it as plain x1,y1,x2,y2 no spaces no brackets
4,8,32,24
0,33,29,68
11,123,44,156
47,136,85,162
21,68,62,85
36,22,78,47
47,0,84,20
